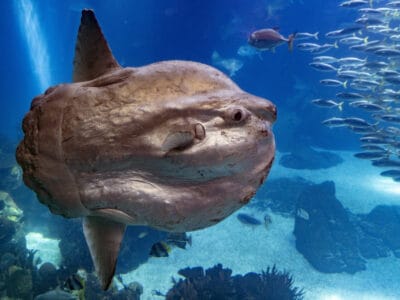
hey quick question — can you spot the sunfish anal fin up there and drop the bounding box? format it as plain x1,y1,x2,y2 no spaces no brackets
83,216,126,290
73,9,121,82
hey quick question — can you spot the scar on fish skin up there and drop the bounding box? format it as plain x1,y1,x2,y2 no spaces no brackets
240,191,255,204
259,174,266,185
263,156,274,172
210,218,223,223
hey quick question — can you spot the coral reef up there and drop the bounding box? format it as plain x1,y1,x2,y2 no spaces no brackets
294,182,400,273
294,181,366,273
6,265,32,299
34,262,59,294
0,191,23,223
0,191,32,298
0,137,22,191
256,178,400,274
234,266,304,300
250,176,313,215
84,272,142,300
165,263,304,300
358,205,400,259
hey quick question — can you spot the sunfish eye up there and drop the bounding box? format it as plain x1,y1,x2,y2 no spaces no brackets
233,110,243,121
227,108,248,123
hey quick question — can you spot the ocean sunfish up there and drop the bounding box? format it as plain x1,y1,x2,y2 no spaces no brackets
16,10,276,290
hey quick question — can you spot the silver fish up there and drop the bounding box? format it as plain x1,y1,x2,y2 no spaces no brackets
358,8,386,15
387,1,400,8
339,36,368,45
390,34,400,41
365,45,388,53
309,43,338,54
365,25,389,33
339,0,369,7
361,144,386,151
383,76,400,84
373,159,400,167
363,61,388,69
349,101,386,112
380,170,400,178
378,114,400,123
360,136,391,144
295,32,319,40
348,126,376,134
311,99,344,110
336,92,365,99
297,42,322,51
337,70,371,79
354,151,388,160
356,17,386,26
344,117,375,127
325,26,363,38
338,57,367,64
313,56,338,63
377,69,400,77
382,89,400,98
350,79,381,91
322,117,347,127
309,62,337,72
320,79,347,88
375,48,400,56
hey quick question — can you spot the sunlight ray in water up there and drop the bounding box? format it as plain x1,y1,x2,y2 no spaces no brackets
15,0,50,92
372,176,400,196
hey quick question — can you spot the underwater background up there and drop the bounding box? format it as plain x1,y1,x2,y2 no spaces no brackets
1,0,400,299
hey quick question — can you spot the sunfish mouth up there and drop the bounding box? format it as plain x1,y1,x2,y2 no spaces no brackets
16,9,277,290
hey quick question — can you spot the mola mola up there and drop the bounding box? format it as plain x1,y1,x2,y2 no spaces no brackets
16,9,276,289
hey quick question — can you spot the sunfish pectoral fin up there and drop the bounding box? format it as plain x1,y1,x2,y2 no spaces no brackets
83,216,126,290
162,131,195,153
161,124,206,153
73,9,121,83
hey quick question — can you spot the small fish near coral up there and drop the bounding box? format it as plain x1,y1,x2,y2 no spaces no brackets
150,232,192,257
149,241,171,258
64,273,84,292
16,9,276,290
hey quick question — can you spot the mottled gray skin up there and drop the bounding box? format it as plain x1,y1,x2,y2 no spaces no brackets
17,61,276,232
16,9,276,290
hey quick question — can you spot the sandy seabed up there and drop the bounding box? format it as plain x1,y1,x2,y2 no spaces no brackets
120,150,400,300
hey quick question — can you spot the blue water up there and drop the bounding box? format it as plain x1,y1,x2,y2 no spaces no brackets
2,0,400,299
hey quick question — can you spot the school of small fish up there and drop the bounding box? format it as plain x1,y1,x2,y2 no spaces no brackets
302,0,400,182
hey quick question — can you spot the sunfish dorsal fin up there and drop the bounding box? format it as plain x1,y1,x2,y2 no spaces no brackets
83,216,126,290
73,9,120,82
